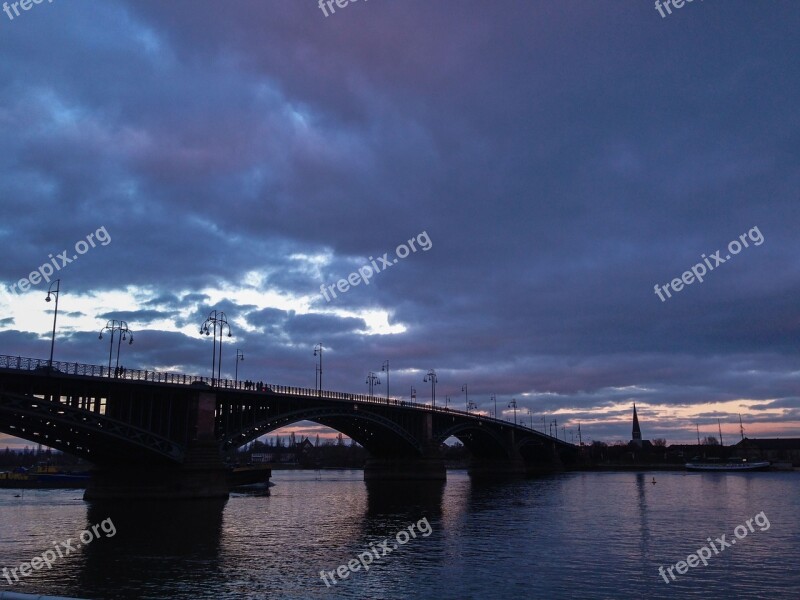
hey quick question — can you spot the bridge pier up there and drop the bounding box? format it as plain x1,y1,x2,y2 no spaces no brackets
85,390,231,501
83,440,230,501
364,414,446,480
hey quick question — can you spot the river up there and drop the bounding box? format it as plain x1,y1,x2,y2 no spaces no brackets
0,470,797,599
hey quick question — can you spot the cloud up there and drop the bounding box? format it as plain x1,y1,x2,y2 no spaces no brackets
0,0,798,446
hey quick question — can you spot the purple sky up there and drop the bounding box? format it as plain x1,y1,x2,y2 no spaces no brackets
1,0,799,449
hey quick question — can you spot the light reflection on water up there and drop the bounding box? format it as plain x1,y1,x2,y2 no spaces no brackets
0,470,798,599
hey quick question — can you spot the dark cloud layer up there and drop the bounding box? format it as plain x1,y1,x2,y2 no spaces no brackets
1,0,799,447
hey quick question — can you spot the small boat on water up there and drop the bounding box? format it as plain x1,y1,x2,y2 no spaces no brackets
685,456,770,471
0,464,91,488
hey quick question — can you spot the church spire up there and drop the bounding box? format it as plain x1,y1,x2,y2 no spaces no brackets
632,403,642,444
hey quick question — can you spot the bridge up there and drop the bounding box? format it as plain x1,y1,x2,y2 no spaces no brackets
0,354,577,499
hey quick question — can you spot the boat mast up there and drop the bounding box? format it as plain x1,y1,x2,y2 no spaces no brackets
696,424,700,445
718,419,723,447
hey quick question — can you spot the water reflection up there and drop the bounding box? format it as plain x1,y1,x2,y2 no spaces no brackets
364,480,446,517
79,500,227,598
634,473,652,560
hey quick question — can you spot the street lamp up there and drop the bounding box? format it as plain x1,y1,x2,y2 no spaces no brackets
508,398,518,425
366,371,381,398
468,401,478,414
527,408,533,429
491,393,497,418
462,384,468,412
313,343,323,394
423,369,438,407
45,279,60,368
381,360,390,403
410,386,416,404
98,320,133,374
235,349,244,386
445,395,451,409
200,310,232,386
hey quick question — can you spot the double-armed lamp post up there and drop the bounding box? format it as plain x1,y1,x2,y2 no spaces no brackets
508,398,518,425
200,310,232,386
424,369,438,407
366,371,381,398
99,319,134,375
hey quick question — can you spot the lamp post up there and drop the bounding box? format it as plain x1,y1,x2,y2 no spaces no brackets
99,320,133,375
200,310,232,386
381,360,389,403
45,280,60,368
527,408,533,429
410,386,416,404
468,401,478,414
313,343,323,395
423,369,438,407
235,349,244,386
366,371,381,398
462,384,469,412
491,394,497,418
508,398,518,425
445,395,451,409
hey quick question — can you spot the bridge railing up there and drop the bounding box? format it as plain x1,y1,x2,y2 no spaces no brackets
0,354,568,443
0,354,217,386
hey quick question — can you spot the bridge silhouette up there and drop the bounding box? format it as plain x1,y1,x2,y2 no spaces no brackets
0,354,577,499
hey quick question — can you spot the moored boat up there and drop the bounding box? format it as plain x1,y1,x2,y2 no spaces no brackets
685,456,770,471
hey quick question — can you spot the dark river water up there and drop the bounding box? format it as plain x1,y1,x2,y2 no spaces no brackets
0,470,797,599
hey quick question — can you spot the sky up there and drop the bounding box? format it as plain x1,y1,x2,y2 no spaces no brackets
0,0,798,450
